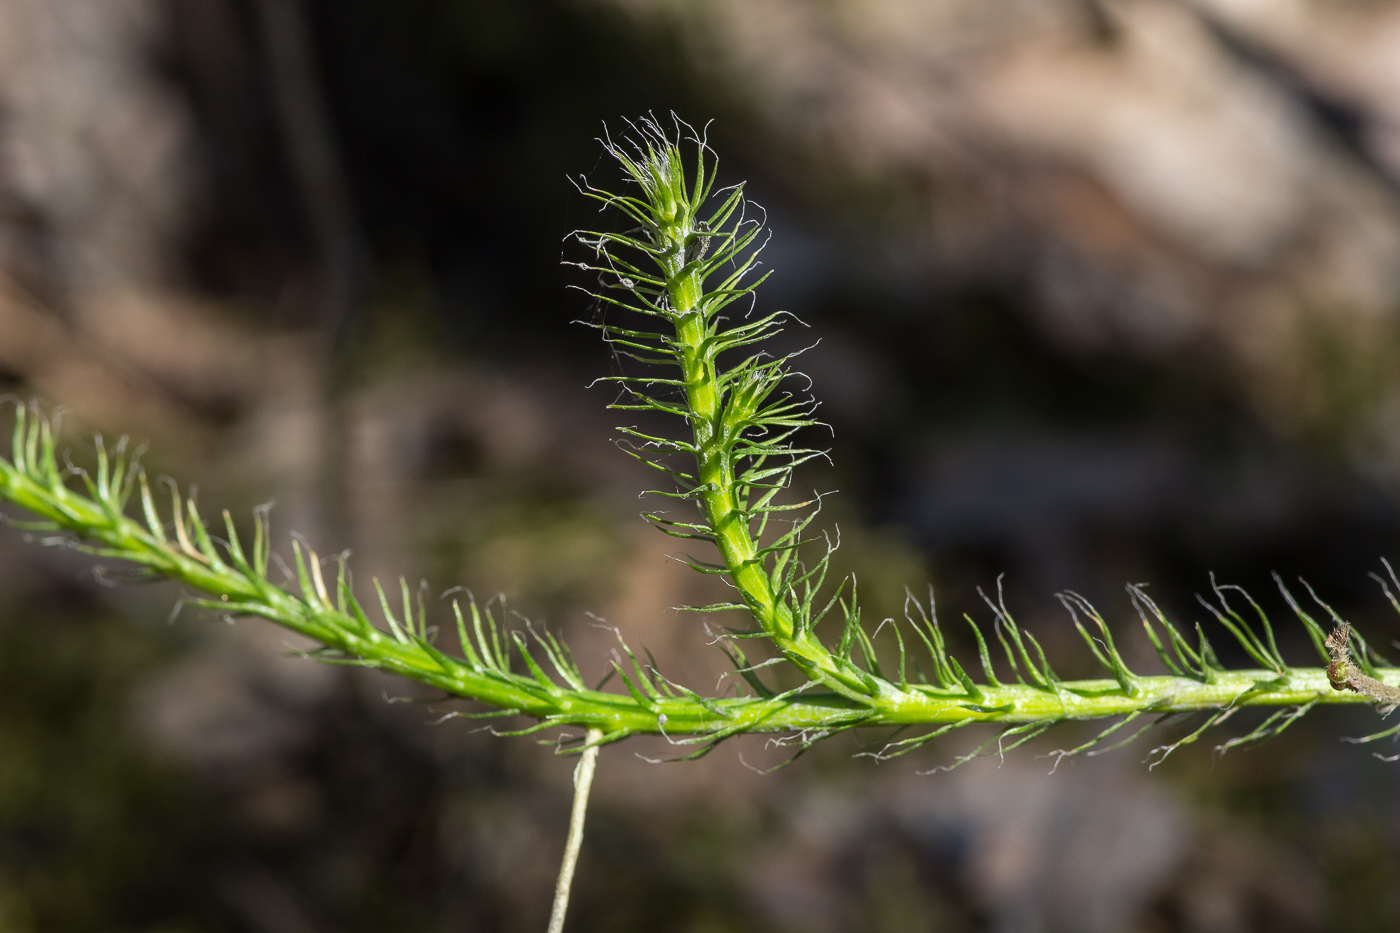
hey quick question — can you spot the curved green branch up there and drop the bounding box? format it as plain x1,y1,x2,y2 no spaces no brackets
1,117,1399,768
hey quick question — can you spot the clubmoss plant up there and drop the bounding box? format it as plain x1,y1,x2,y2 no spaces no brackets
3,115,1400,928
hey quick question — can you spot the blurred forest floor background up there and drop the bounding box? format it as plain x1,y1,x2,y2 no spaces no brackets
4,0,1400,930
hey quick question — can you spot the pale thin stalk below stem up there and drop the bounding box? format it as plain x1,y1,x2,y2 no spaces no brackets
547,727,603,933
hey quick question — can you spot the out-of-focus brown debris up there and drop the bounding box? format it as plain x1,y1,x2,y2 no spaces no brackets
599,0,1400,454
0,0,1397,930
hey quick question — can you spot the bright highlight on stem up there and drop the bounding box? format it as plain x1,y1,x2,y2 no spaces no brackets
1,116,1399,772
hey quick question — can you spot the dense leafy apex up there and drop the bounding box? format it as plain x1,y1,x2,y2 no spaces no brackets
1,117,1400,767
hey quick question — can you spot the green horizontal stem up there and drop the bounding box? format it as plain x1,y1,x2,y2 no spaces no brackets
5,120,1397,763
1,454,1389,745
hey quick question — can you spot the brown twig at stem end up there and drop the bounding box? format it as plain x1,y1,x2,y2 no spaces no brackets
1326,623,1400,707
